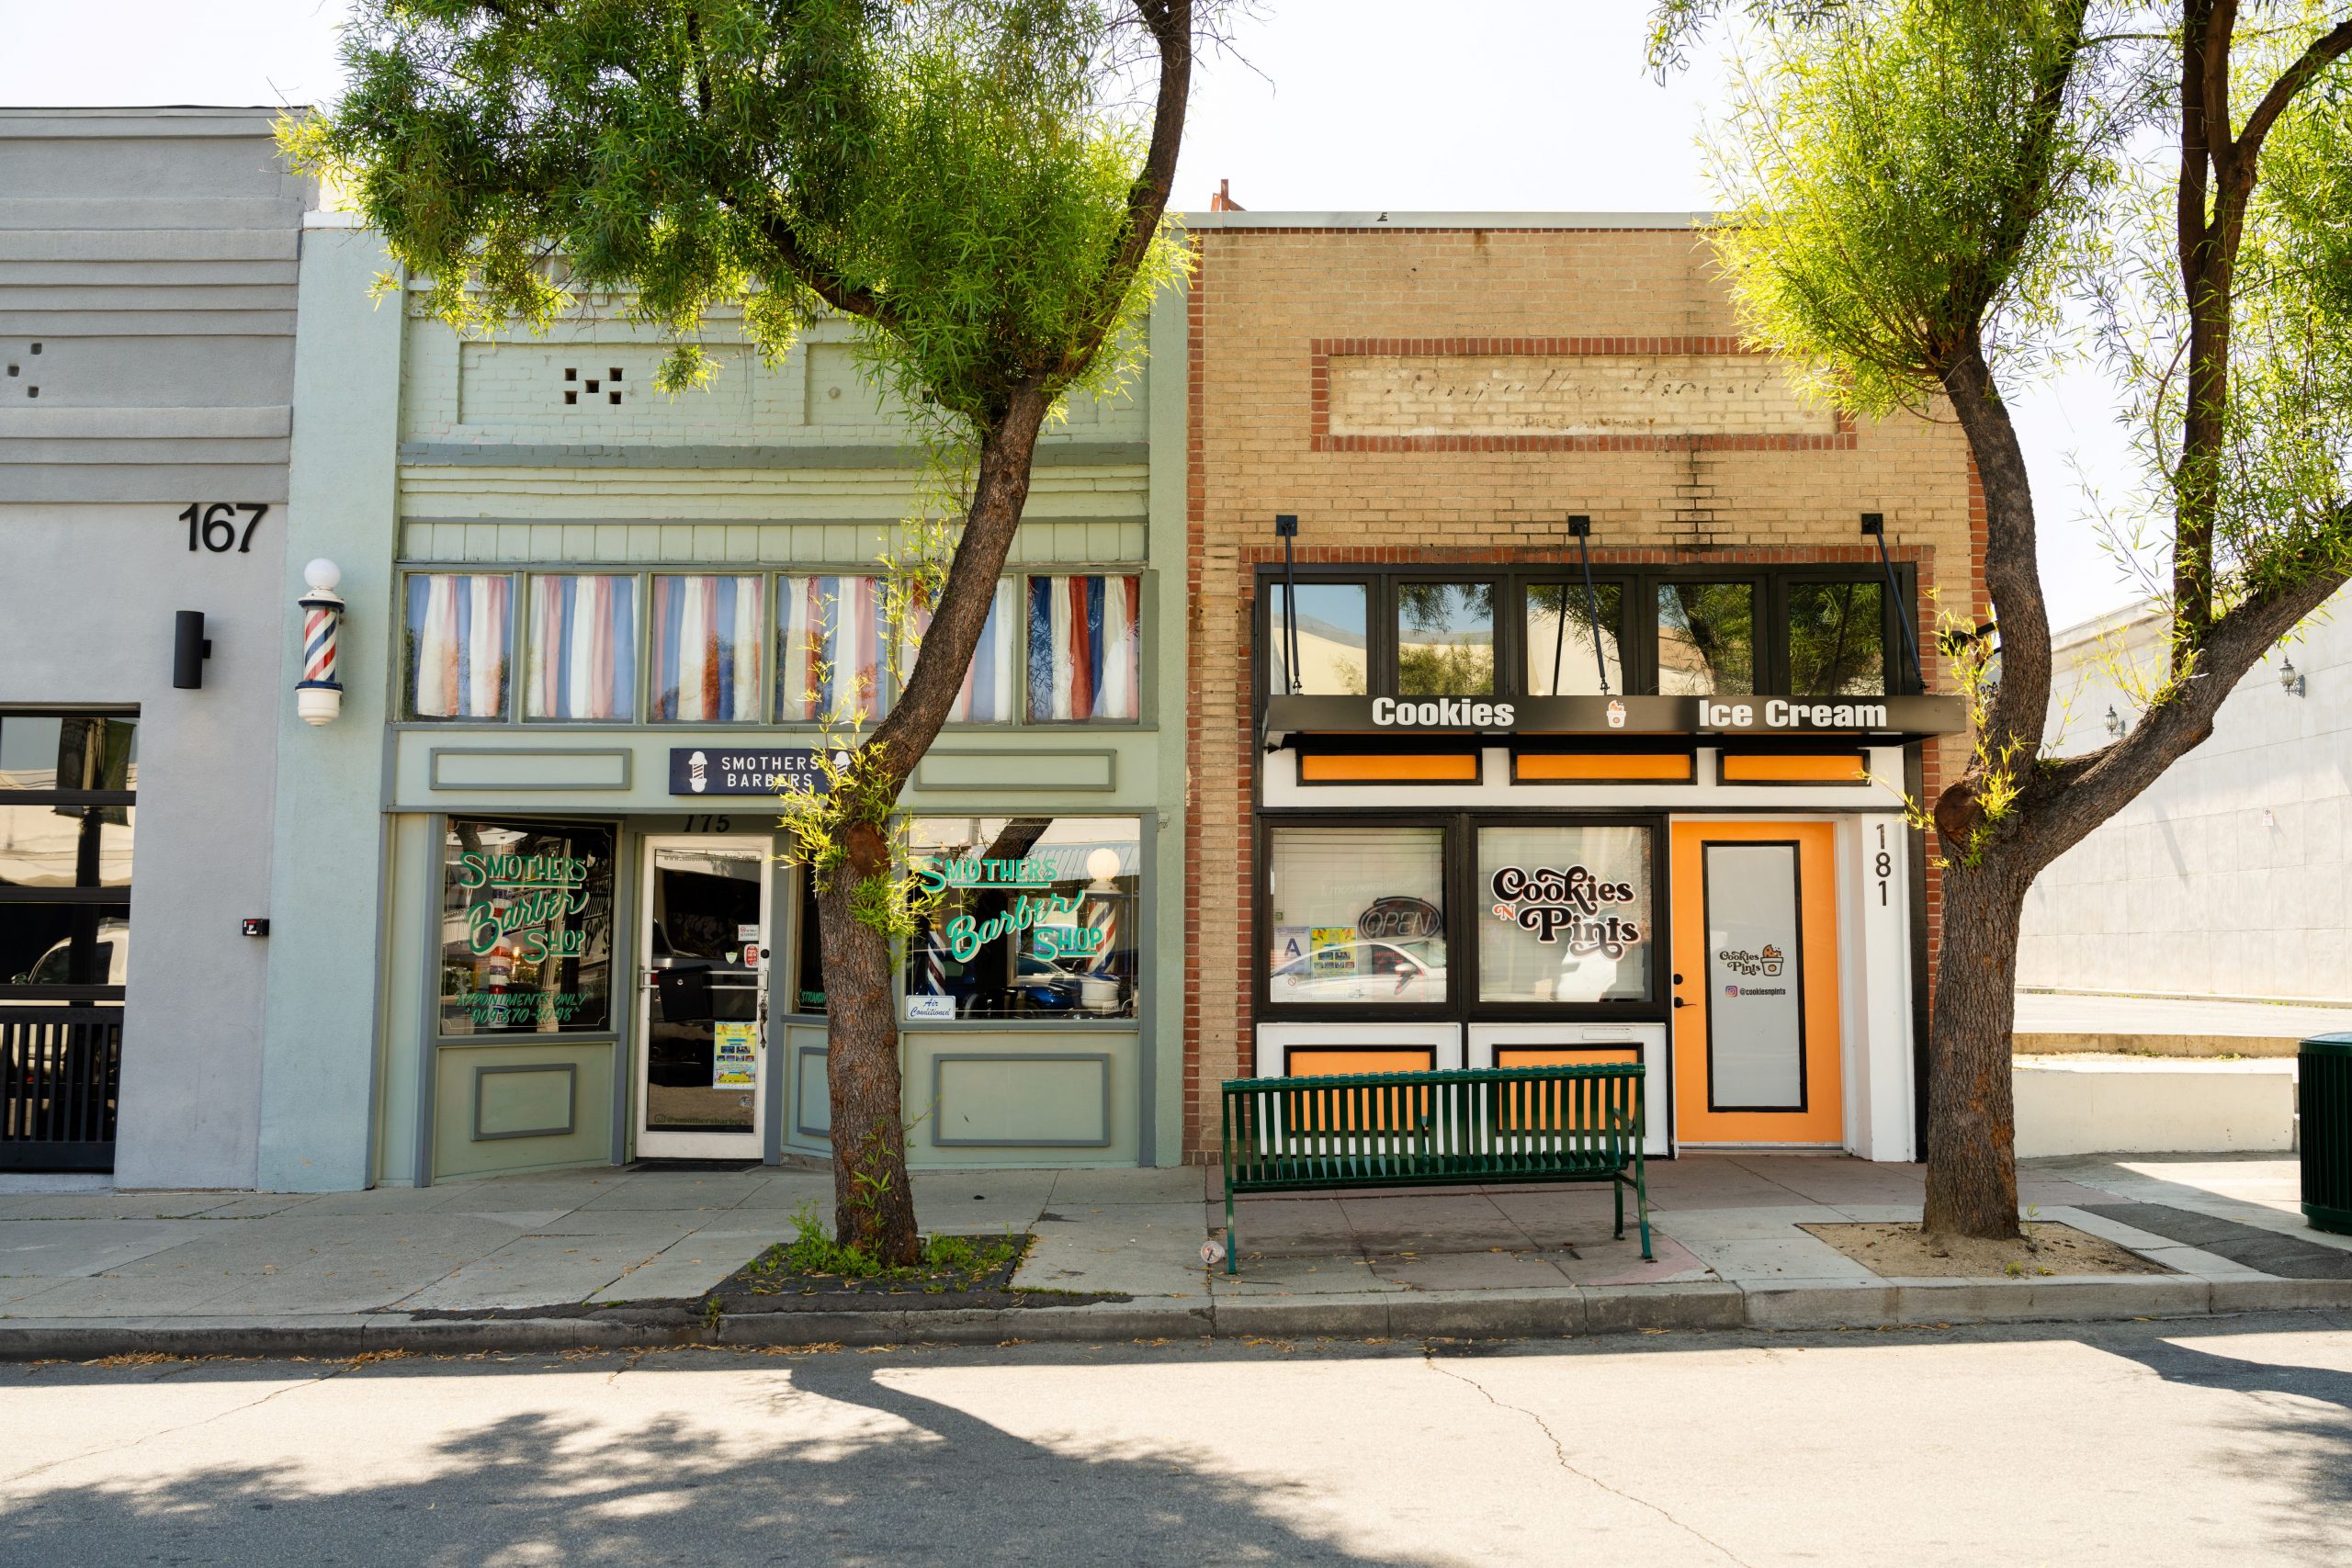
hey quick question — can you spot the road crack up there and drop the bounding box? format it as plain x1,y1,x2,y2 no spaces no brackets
0,1361,359,1488
1422,1347,1755,1567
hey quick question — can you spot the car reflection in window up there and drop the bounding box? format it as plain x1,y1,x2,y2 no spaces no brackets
1270,941,1446,1004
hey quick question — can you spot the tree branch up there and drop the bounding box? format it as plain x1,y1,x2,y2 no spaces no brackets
2233,18,2352,165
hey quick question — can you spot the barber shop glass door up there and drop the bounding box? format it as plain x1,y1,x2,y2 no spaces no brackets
637,837,772,1159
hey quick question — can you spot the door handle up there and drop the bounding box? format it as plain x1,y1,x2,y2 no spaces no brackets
1672,997,1691,1010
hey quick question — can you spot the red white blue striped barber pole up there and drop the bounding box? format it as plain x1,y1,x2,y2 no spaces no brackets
296,558,345,726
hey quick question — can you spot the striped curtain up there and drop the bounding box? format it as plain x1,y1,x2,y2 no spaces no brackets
525,575,637,721
650,575,767,722
901,581,1013,723
1026,574,1141,721
405,573,512,719
778,575,888,723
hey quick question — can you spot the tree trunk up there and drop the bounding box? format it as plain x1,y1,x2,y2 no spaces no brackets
817,821,920,1262
1918,852,2031,1239
815,385,1053,1264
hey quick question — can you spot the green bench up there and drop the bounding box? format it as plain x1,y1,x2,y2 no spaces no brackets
1218,1063,1651,1275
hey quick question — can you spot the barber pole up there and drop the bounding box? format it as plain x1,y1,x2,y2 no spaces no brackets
920,919,947,994
296,558,345,726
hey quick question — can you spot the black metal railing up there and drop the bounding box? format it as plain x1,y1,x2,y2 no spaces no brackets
0,1007,123,1170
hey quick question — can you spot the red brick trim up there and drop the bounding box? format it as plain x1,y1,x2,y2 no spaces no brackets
1307,336,1860,454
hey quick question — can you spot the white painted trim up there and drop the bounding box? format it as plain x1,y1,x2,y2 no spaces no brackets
1253,1021,1463,1078
1261,745,1910,812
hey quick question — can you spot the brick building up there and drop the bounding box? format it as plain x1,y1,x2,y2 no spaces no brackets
1183,213,1982,1162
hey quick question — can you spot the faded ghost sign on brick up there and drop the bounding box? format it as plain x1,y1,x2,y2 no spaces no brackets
1324,353,1839,441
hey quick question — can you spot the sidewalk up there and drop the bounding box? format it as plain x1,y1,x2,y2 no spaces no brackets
3,1154,2347,1357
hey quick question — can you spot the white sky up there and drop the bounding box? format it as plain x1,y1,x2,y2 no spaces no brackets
2,0,2145,627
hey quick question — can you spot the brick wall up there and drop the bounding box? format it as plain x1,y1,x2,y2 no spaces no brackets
1182,223,1983,1159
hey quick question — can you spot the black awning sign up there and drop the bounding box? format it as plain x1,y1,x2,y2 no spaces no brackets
1264,693,1967,744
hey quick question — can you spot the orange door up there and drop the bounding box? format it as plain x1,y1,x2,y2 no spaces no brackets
1670,821,1843,1145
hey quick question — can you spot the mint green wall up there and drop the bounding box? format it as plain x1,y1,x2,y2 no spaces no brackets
257,220,402,1192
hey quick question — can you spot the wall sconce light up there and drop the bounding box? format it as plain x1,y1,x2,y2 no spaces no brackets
296,558,345,726
172,610,212,690
2280,656,2307,697
2104,705,2129,739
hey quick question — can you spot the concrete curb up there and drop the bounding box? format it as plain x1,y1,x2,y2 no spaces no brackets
7,1276,2348,1359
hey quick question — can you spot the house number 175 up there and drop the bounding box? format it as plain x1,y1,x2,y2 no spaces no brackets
181,502,268,553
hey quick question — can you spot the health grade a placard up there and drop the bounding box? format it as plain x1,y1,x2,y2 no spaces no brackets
712,1021,758,1088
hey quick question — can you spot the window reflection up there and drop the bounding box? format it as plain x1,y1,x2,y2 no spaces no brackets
1524,583,1625,695
1396,582,1495,696
1788,581,1886,695
1657,582,1756,695
1268,582,1370,695
1266,827,1448,1007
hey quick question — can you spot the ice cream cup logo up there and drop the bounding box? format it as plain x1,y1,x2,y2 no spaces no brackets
688,750,708,794
1606,699,1626,729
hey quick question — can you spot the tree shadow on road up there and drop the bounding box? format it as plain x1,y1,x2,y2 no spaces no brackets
0,1346,1430,1568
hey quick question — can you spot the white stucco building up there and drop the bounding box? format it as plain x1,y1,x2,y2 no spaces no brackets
2018,586,2352,1004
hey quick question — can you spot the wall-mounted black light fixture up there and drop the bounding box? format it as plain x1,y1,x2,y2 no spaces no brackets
1860,513,1928,693
1273,513,1302,695
1563,515,1610,696
172,610,212,690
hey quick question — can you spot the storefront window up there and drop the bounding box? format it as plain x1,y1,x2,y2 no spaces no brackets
1,714,136,996
438,818,616,1035
905,816,1139,1020
1027,575,1141,721
403,573,513,720
903,580,1016,723
524,575,637,721
1524,582,1625,696
1266,827,1447,1006
1476,825,1654,1004
1396,582,1494,696
779,575,889,724
1268,582,1370,694
1788,580,1886,695
1657,581,1755,695
650,575,768,721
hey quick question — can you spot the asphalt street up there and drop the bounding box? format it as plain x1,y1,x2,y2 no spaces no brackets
3,1312,2347,1568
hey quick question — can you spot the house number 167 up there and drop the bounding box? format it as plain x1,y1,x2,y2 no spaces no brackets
181,502,268,553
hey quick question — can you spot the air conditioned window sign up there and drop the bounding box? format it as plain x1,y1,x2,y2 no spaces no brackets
1265,693,1966,744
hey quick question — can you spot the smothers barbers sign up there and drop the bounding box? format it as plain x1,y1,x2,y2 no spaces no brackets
1267,693,1966,744
667,747,844,796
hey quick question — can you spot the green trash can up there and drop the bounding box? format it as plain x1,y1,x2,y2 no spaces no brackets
2302,1032,2352,1235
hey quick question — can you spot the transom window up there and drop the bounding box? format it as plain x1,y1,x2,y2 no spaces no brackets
400,568,1142,727
1261,568,1912,700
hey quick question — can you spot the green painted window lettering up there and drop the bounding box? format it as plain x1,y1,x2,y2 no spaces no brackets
904,816,1141,1021
439,818,615,1037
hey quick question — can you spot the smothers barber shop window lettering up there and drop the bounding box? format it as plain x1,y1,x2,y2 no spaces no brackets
439,818,615,1035
905,817,1139,1020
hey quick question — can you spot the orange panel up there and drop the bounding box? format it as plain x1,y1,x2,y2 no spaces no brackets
1720,752,1869,784
1300,752,1480,782
1286,1046,1438,1077
1516,751,1693,782
1494,1045,1642,1068
1491,1047,1644,1131
1669,821,1846,1145
1283,1047,1436,1131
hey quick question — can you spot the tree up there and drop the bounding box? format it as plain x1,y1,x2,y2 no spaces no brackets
285,0,1197,1262
1652,0,2352,1238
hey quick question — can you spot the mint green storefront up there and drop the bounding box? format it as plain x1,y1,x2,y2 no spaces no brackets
261,218,1188,1190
